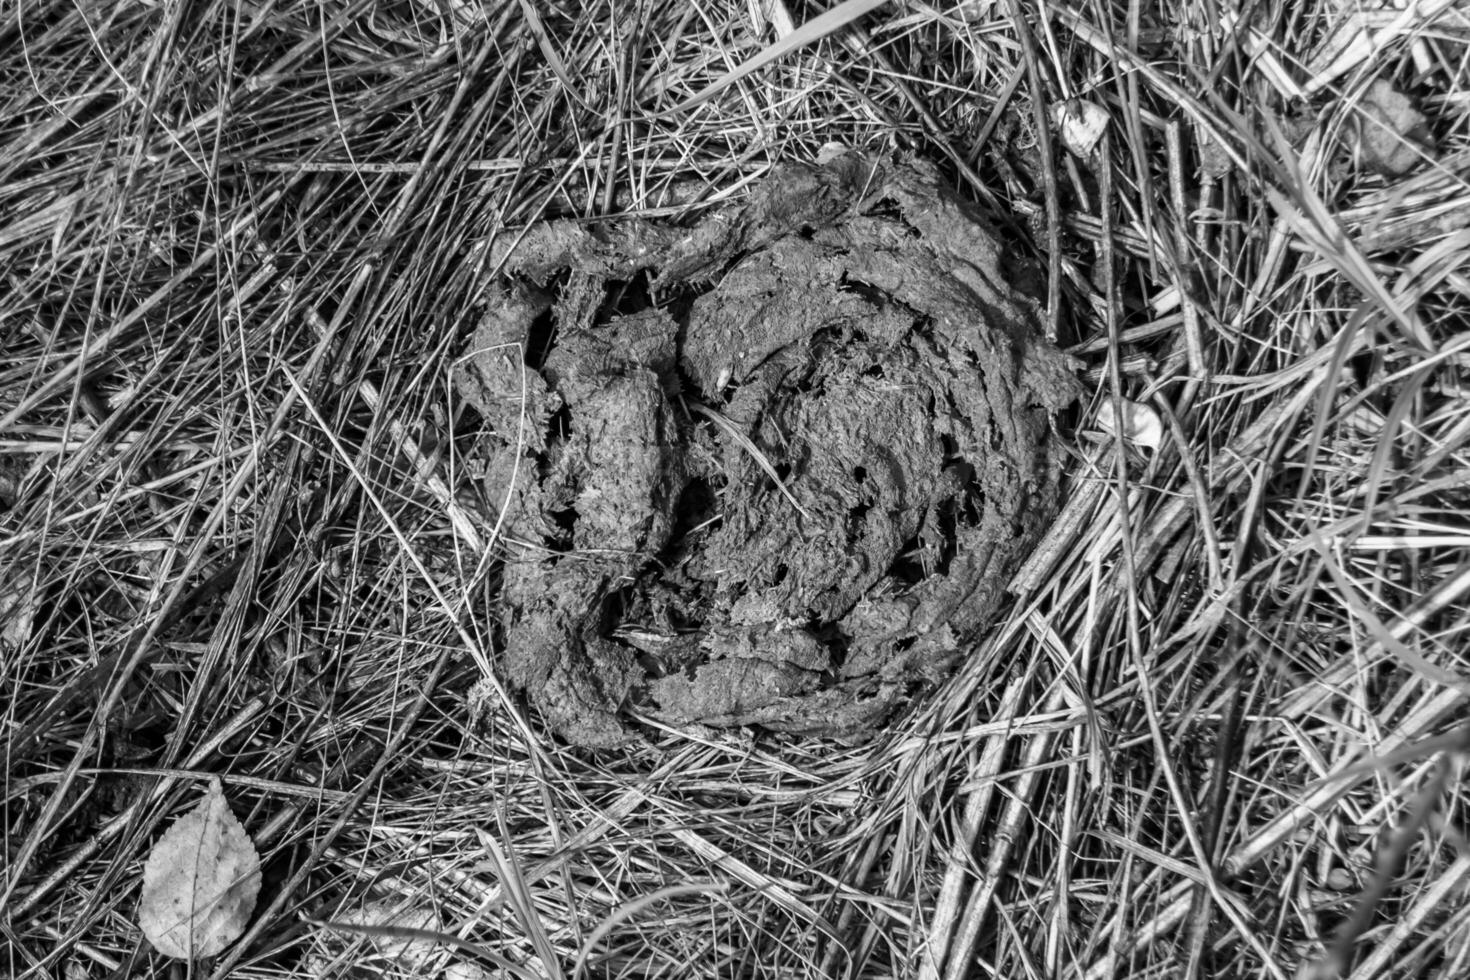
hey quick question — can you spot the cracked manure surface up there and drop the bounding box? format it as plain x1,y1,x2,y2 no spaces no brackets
456,153,1079,748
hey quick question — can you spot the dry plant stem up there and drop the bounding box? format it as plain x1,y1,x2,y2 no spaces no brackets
156,445,304,777
662,820,837,937
475,823,564,978
311,917,545,980
942,683,1067,980
839,25,997,209
1052,6,1242,169
1163,381,1240,980
1093,687,1470,973
1,444,272,912
205,646,454,980
570,880,731,978
3,306,338,823
1324,756,1456,975
5,547,242,763
39,925,120,973
1185,636,1245,980
819,829,888,978
1004,0,1062,339
969,63,1026,166
1121,0,1159,285
453,789,645,924
207,372,545,977
1275,563,1470,720
514,0,585,109
654,0,892,115
917,675,1029,979
1347,853,1470,980
1260,179,1431,352
1151,396,1226,596
1049,673,1085,978
1011,455,1111,593
1085,891,1196,980
278,371,530,741
1165,122,1207,388
597,26,633,217
1318,549,1470,695
1131,397,1306,589
0,207,269,434
1099,133,1285,980
291,294,487,559
1225,691,1467,879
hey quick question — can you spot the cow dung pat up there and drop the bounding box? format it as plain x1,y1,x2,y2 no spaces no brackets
456,152,1079,748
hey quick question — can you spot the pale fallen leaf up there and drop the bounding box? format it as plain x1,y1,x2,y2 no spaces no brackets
138,779,262,959
1053,99,1109,158
1097,398,1164,451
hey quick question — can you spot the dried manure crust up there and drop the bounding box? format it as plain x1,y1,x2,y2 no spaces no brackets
457,152,1079,748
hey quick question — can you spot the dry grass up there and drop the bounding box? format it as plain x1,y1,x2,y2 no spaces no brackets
3,0,1469,978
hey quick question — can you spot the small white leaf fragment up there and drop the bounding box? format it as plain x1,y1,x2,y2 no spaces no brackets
1052,99,1109,158
139,778,262,959
1097,398,1163,451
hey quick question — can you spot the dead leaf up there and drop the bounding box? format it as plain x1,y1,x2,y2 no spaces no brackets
1053,99,1109,158
1097,398,1164,451
1350,80,1435,177
138,779,262,959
